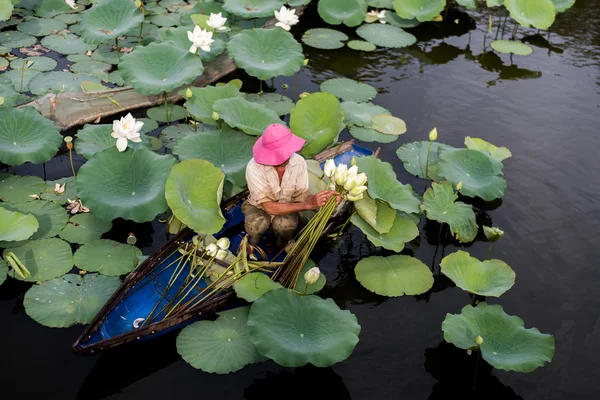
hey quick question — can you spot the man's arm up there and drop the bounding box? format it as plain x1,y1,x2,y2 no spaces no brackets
261,191,339,216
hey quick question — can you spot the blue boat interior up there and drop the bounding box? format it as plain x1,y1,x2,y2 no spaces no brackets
78,144,373,350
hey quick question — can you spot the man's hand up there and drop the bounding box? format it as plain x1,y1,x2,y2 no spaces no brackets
307,190,341,210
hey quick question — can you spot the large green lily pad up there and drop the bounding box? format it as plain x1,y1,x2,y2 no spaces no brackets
464,136,512,162
420,181,478,243
0,107,62,166
233,273,283,302
1,200,68,240
347,40,376,52
223,0,284,18
4,238,73,282
301,28,347,50
163,27,227,63
35,0,80,18
320,78,377,103
74,124,150,159
504,0,556,30
159,123,199,148
77,148,177,222
9,56,57,72
0,30,37,48
3,69,41,92
552,0,575,13
355,255,433,296
70,60,111,80
0,207,39,243
0,175,45,204
354,156,420,214
24,273,121,328
371,114,406,136
0,259,7,285
40,177,77,205
245,93,294,116
177,306,264,374
74,238,142,276
440,250,515,297
442,303,555,372
293,258,326,295
248,289,361,367
383,12,421,28
41,33,97,54
165,159,226,235
184,83,242,125
80,0,144,44
146,104,187,123
490,40,533,56
0,0,13,22
351,211,419,252
349,126,399,143
17,17,67,36
438,149,507,201
356,23,417,48
289,92,344,158
353,193,395,234
173,128,256,187
227,28,304,81
317,0,367,27
341,101,390,127
393,0,446,22
28,71,103,95
59,213,112,245
213,97,282,136
395,140,455,181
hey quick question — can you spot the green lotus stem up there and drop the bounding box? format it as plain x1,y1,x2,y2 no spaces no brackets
512,22,518,39
138,21,144,45
163,92,170,125
259,80,262,95
437,223,444,244
472,349,481,391
68,147,76,180
192,116,197,132
424,139,433,191
253,19,256,28
485,242,493,260
19,59,25,93
115,38,120,62
132,246,138,268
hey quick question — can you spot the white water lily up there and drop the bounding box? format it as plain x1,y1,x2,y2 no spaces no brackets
324,159,336,178
206,243,218,257
207,12,228,31
111,113,143,152
274,6,299,31
304,266,320,285
355,172,368,187
216,249,228,261
216,237,230,251
54,183,66,194
366,9,387,24
65,0,78,10
344,174,357,191
187,25,214,53
335,164,348,186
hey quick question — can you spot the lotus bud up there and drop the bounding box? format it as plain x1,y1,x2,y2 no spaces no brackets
216,249,228,260
185,88,193,99
467,349,472,356
135,0,143,8
304,266,320,285
429,127,438,141
344,174,357,191
216,237,230,251
347,165,358,179
335,164,348,185
347,193,363,202
349,185,368,196
282,83,288,90
299,92,310,99
355,172,367,187
323,159,336,178
206,243,218,257
456,181,463,191
303,58,309,66
475,336,484,346
212,111,220,121
127,233,137,245
192,235,200,246
64,136,73,143
483,226,504,242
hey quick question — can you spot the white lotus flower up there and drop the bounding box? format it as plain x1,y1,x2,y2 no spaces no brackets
274,6,299,31
323,159,336,178
111,113,143,152
347,193,363,202
187,25,214,54
216,237,230,251
54,183,66,194
355,172,368,187
344,174,357,191
206,243,218,257
304,266,320,285
335,164,348,186
366,10,387,24
65,0,78,10
347,165,358,179
216,249,228,261
349,185,368,196
207,12,227,31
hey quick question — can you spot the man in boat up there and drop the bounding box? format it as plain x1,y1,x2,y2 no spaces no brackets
243,123,339,252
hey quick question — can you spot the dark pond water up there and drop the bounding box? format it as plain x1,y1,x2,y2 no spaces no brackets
2,2,600,399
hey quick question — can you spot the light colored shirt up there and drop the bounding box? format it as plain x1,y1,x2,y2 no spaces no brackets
246,153,310,209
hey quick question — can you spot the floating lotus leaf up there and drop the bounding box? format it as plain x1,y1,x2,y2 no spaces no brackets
78,148,177,222
119,42,204,96
89,44,119,64
440,250,515,297
29,71,103,95
227,28,304,81
24,273,121,328
438,149,507,201
149,12,182,27
0,0,13,21
455,0,476,8
177,306,264,374
354,156,421,214
288,0,311,5
420,181,478,243
213,97,282,136
40,177,77,205
349,126,399,143
159,124,199,148
354,193,395,234
234,273,283,302
17,17,67,36
464,137,512,162
552,0,575,12
165,159,226,235
383,12,421,27
393,0,446,22
9,56,57,72
74,238,142,276
184,83,242,125
318,0,367,27
70,60,111,80
74,124,151,159
4,238,73,282
366,0,393,6
163,27,227,62
372,114,406,135
59,213,112,244
68,22,82,35
0,259,6,285
320,78,377,103
245,93,294,116
1,200,68,241
504,0,556,29
442,303,555,372
490,40,533,56
80,80,110,92
355,255,433,296
54,12,80,24
0,175,45,203
35,0,79,17
146,104,187,122
0,208,38,242
0,31,36,48
0,107,62,166
351,211,418,252
248,289,361,367
223,0,284,18
347,40,376,51
395,140,455,181
0,84,26,108
341,101,390,128
41,33,96,54
106,70,124,85
0,56,7,69
301,28,347,50
3,69,40,92
173,128,257,187
80,0,144,44
290,92,345,158
356,23,417,48
293,259,326,295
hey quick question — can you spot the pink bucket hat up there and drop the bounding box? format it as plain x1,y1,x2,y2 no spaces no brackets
253,124,306,166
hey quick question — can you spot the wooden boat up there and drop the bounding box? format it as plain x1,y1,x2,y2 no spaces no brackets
73,141,375,355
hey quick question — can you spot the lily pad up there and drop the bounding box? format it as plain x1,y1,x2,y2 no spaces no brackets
0,207,39,243
41,33,96,54
356,23,417,48
552,0,575,12
349,126,399,143
223,0,284,18
318,0,367,27
0,31,37,48
173,128,257,187
70,60,111,79
490,40,533,56
9,56,57,72
74,124,151,160
0,107,62,166
320,78,377,103
233,273,283,302
366,0,394,6
40,177,77,205
80,0,143,44
289,92,345,158
77,148,177,222
351,211,419,252
17,17,67,36
74,238,142,276
119,41,204,96
227,28,304,81
245,93,294,116
354,156,421,214
54,12,80,24
393,0,446,22
59,213,112,245
341,101,390,128
159,123,199,148
355,255,433,296
35,0,80,18
420,181,478,243
80,80,110,92
24,274,121,328
1,200,68,240
3,69,40,92
146,104,187,123
4,238,73,282
0,259,6,285
504,0,556,30
371,114,406,135
89,44,119,64
28,71,103,95
464,136,512,162
441,250,515,297
177,306,264,374
396,140,455,181
0,175,45,203
248,289,361,367
293,259,326,295
165,159,226,235
163,27,227,63
347,40,376,51
184,83,243,125
442,303,555,372
0,0,13,21
383,12,421,28
301,28,347,50
353,193,395,234
213,97,282,136
438,149,507,201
